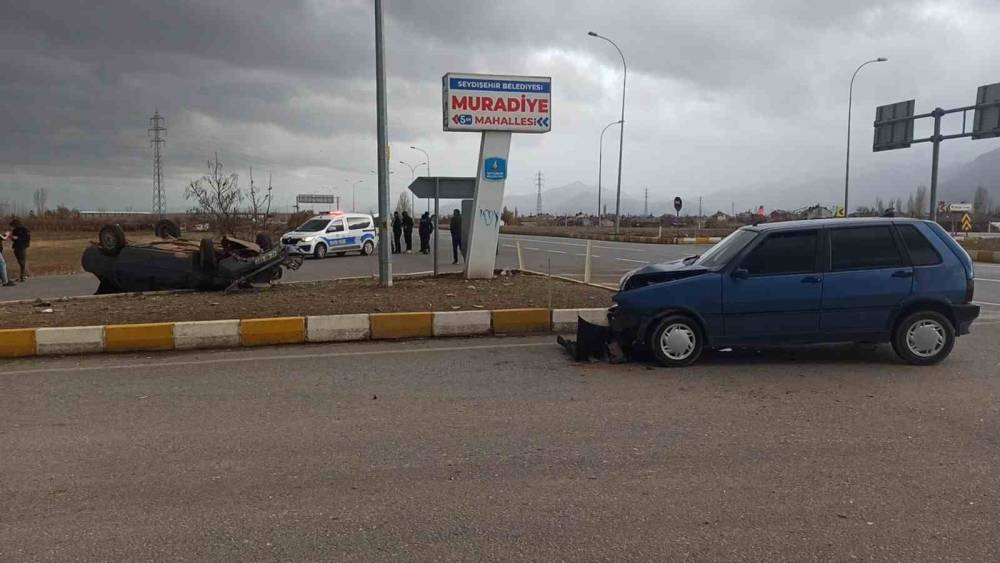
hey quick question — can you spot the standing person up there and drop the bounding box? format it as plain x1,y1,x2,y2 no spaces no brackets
391,212,402,254
418,211,433,254
0,229,14,286
450,209,463,265
401,211,414,253
9,218,30,282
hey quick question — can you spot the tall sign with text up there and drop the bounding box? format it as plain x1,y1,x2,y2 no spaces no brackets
443,72,552,278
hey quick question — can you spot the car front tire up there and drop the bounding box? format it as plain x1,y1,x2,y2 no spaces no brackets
361,240,374,256
650,314,704,367
892,311,955,365
313,243,327,259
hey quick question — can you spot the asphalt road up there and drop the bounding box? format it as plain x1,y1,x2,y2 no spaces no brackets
3,322,1000,561
3,233,999,307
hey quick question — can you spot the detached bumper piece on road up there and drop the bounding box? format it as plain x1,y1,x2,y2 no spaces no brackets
557,316,628,363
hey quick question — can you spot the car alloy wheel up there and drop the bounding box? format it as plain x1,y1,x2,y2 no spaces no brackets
650,314,704,367
314,243,327,259
362,240,374,256
905,319,946,358
660,323,696,361
892,311,955,365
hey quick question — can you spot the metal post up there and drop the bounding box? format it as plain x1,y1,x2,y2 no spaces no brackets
597,120,620,222
588,32,626,234
516,240,524,271
374,0,391,287
433,178,440,276
583,239,592,283
929,108,943,222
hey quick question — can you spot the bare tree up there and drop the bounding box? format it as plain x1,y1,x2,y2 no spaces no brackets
185,153,243,235
913,185,928,219
246,168,274,236
394,191,412,215
894,197,904,216
32,187,48,216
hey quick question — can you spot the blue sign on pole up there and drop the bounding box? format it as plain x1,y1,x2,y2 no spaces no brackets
483,157,507,181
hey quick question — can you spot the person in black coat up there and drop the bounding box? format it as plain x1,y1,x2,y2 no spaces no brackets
418,212,434,254
9,218,29,282
449,210,463,264
391,212,402,254
401,211,414,253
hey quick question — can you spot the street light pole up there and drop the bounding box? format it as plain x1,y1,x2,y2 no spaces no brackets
374,0,391,286
352,180,363,212
589,31,627,233
400,160,426,214
844,57,887,217
598,120,622,224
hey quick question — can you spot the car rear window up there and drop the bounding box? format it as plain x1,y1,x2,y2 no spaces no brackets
830,226,903,270
741,230,818,276
897,224,942,266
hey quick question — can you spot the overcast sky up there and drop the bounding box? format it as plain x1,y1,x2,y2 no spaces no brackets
2,0,999,215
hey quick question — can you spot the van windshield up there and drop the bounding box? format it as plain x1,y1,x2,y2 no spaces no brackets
296,219,329,232
695,229,758,269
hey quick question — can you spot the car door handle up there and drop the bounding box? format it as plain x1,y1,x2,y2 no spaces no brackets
801,275,822,284
891,270,914,278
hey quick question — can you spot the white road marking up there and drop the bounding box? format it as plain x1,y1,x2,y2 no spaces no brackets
525,247,541,251
546,250,567,254
974,278,1000,283
974,300,1000,307
575,253,601,258
1,341,554,377
615,258,647,264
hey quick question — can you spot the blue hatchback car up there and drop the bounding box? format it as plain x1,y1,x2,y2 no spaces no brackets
609,218,980,367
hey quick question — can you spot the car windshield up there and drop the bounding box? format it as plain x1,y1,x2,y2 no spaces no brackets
695,228,758,269
296,219,329,232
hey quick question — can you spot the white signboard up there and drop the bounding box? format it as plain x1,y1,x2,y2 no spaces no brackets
442,73,552,133
949,203,973,213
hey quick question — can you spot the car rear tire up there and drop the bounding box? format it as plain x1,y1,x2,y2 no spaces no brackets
98,224,127,256
154,219,181,239
650,314,704,367
255,233,273,251
199,238,218,272
892,310,955,365
313,243,328,259
361,240,375,256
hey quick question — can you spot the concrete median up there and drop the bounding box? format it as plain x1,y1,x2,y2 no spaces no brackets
433,310,492,336
36,326,104,355
307,314,370,342
370,312,433,339
105,323,175,353
0,328,37,358
175,319,240,350
240,317,306,347
492,308,551,334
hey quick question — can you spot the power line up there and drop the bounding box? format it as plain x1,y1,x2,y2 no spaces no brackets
148,110,167,217
535,171,544,215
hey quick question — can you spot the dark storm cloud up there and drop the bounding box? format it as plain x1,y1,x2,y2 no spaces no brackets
2,0,1000,213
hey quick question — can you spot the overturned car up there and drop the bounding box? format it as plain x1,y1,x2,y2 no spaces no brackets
82,220,302,294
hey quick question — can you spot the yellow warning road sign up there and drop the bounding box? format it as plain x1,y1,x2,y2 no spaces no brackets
961,213,973,231
835,207,846,218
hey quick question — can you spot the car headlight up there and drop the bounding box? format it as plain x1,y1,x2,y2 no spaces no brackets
301,236,314,243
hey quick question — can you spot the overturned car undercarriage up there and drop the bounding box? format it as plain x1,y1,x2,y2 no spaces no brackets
82,220,302,294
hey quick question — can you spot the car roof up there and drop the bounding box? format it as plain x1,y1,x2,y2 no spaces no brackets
310,212,371,220
745,217,927,232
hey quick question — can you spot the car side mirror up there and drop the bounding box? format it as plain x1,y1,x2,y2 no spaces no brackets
732,268,749,280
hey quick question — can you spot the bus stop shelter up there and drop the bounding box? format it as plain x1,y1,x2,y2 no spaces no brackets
407,176,475,275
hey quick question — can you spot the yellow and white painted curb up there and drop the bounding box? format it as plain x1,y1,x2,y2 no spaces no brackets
0,308,609,359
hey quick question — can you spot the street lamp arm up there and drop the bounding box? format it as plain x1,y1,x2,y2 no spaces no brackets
843,57,887,216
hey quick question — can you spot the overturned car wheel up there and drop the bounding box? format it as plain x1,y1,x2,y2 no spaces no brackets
199,238,218,272
154,218,181,239
98,224,127,257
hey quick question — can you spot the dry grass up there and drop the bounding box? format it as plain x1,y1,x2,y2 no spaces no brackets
960,237,1000,252
4,236,92,276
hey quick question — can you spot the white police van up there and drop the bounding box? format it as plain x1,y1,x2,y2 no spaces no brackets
281,211,378,259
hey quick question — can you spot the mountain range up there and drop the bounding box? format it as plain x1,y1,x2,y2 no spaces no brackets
504,146,1000,216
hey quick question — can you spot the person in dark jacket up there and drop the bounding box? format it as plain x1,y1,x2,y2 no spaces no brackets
418,212,434,254
391,212,402,254
449,209,463,264
401,211,414,253
9,218,29,282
